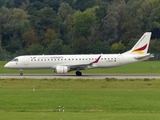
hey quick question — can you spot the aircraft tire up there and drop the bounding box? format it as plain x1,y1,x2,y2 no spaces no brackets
76,71,82,76
20,73,23,76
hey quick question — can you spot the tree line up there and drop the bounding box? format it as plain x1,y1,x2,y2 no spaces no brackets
0,0,160,58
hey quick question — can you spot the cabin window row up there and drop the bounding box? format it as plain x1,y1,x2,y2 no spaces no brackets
31,58,117,61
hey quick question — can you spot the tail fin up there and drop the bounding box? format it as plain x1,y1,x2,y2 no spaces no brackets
123,32,151,55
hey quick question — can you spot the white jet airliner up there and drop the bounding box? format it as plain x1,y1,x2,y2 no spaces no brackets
5,32,153,76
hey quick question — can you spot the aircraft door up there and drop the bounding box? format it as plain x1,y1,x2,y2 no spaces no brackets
24,56,29,65
118,54,123,64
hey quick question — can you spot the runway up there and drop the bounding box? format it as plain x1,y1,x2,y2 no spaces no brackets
0,74,160,79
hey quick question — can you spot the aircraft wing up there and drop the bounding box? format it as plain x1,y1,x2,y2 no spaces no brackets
134,53,154,61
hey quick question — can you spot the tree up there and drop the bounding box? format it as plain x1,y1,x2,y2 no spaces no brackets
72,37,91,54
0,6,14,47
13,8,29,28
29,7,57,38
22,28,37,47
45,39,63,54
62,45,73,54
73,8,97,39
58,3,74,22
95,2,109,41
111,41,125,53
149,39,160,54
58,2,74,45
149,0,160,39
90,41,110,54
0,7,28,52
103,2,119,44
72,0,96,11
26,1,49,14
6,39,22,53
43,28,57,48
26,44,44,55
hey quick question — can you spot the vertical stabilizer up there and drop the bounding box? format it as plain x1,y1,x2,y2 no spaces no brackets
123,32,151,55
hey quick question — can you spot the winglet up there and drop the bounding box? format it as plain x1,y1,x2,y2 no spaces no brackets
91,55,101,64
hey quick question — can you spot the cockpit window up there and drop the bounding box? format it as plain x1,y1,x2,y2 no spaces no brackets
11,58,18,62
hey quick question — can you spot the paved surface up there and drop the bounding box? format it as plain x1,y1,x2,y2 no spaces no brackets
0,74,160,79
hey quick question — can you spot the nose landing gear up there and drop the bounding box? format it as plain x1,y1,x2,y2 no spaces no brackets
20,69,23,76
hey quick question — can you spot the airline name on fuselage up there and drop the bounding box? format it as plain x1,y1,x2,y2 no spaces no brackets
30,56,64,59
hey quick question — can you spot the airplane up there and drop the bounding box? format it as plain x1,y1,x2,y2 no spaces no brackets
4,32,154,76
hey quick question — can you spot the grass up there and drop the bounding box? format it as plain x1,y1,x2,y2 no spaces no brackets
1,78,160,120
1,61,160,119
1,61,160,74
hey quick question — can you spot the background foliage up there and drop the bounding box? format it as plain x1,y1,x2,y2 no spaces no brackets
0,0,160,57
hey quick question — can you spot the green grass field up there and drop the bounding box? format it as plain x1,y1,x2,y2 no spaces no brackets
1,61,160,120
1,61,160,74
1,78,160,120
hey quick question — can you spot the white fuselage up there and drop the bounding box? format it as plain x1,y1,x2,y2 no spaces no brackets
5,54,138,70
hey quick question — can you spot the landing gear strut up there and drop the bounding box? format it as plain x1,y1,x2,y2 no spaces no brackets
20,69,23,76
76,71,82,76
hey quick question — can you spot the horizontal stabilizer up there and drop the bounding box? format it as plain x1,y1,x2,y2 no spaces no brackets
134,53,154,61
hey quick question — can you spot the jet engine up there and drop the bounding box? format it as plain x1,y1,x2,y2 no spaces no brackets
55,66,70,74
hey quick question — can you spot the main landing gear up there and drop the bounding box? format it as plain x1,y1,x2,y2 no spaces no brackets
76,71,82,76
20,69,23,76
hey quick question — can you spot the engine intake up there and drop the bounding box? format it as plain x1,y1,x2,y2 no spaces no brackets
55,66,69,74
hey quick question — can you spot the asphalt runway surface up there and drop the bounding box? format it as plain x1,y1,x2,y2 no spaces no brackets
0,74,160,79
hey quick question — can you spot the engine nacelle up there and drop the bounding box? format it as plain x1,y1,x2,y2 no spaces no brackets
55,66,69,74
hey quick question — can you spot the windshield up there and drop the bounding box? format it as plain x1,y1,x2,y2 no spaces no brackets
11,58,18,62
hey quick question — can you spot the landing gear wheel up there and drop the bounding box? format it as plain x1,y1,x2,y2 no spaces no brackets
76,71,82,76
20,69,23,76
20,72,23,76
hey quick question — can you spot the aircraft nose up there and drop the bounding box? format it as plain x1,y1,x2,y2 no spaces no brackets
4,63,10,68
